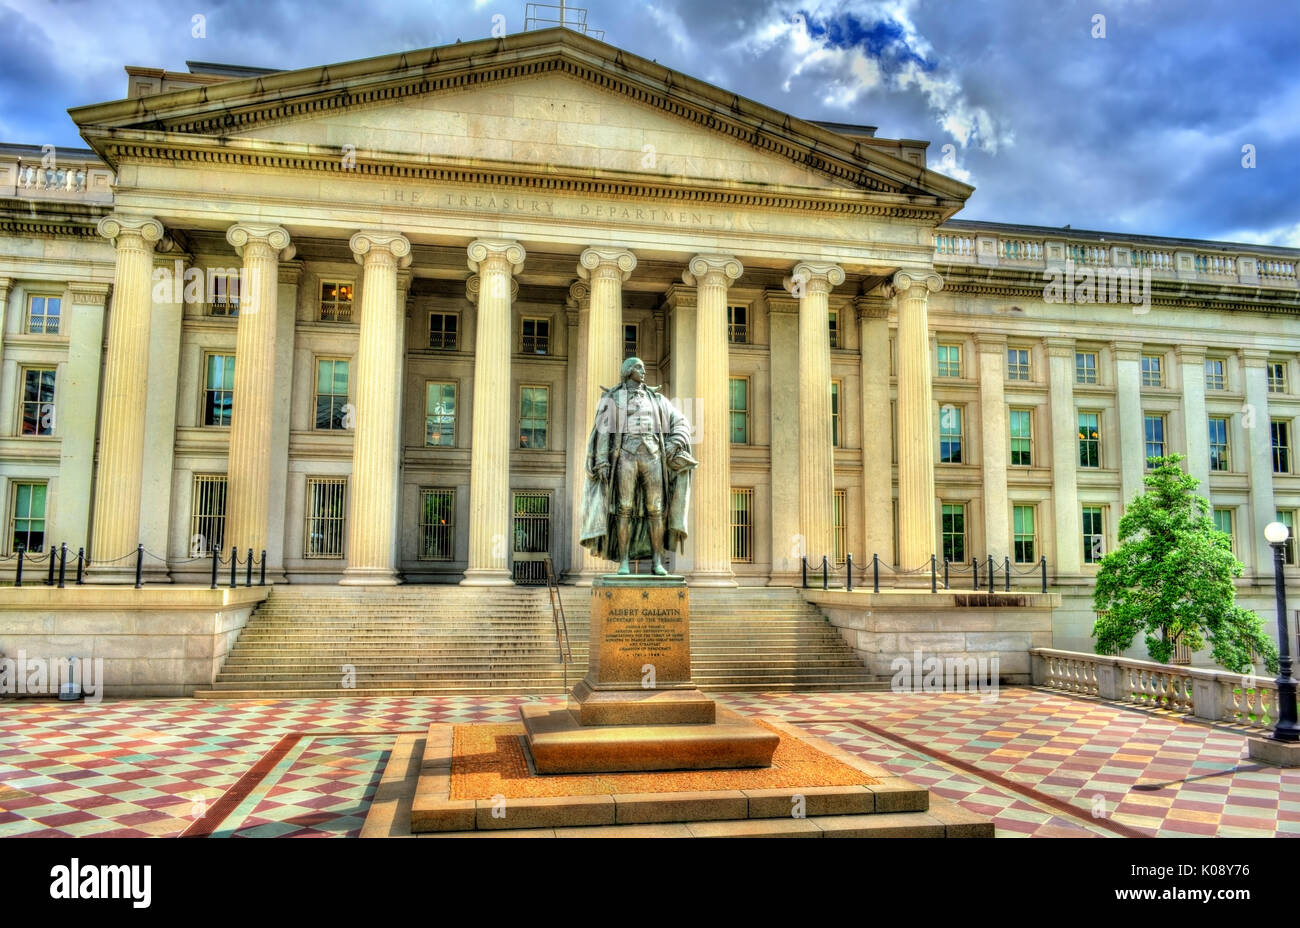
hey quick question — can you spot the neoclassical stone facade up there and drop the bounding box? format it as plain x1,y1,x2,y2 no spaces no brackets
1,29,1297,651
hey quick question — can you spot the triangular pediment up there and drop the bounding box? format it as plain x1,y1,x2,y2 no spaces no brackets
70,29,972,209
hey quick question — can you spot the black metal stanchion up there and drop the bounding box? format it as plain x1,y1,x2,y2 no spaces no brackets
259,550,266,587
57,542,67,589
16,548,24,588
230,549,237,589
872,553,879,593
210,545,220,590
944,558,949,590
1040,556,1047,593
846,553,853,592
134,544,144,589
46,548,56,586
971,557,978,591
1004,556,1011,592
930,554,936,593
246,548,253,588
821,556,828,591
801,556,807,589
76,548,84,585
987,554,994,595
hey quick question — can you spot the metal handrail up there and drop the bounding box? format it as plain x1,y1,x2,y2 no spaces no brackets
543,555,573,688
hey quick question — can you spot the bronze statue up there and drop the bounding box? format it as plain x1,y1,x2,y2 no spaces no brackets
579,357,696,575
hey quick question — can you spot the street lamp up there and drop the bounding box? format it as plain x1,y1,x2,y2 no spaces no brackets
1264,521,1299,743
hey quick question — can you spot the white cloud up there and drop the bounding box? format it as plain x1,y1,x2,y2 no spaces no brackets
1222,223,1300,248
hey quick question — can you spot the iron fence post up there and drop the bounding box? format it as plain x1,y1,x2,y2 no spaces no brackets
246,548,253,588
76,547,84,585
134,544,143,589
15,547,23,587
1004,556,1011,592
211,545,220,590
1040,556,1047,594
987,554,994,595
846,553,853,592
801,556,807,589
821,556,828,591
260,550,266,586
872,553,879,593
930,554,936,593
57,542,67,589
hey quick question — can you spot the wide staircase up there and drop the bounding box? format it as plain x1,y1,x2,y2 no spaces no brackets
192,585,876,699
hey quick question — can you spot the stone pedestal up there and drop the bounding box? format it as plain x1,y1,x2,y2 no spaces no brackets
1247,736,1300,768
521,575,778,773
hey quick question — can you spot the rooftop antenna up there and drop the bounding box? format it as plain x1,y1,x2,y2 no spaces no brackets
524,1,605,40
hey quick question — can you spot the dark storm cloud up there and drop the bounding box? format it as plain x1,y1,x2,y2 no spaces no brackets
4,0,1296,245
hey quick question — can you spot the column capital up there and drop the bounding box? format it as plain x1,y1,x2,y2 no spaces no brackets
764,288,799,315
577,247,635,281
466,273,518,304
1175,344,1207,364
68,282,112,307
661,281,697,310
566,279,590,310
890,269,943,296
1240,347,1272,368
97,214,164,247
854,293,890,321
683,254,743,288
789,261,845,294
1111,340,1143,361
1043,336,1076,359
974,332,1009,353
352,230,412,268
227,223,295,261
468,239,525,274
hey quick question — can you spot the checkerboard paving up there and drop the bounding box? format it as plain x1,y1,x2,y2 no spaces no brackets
0,689,1296,837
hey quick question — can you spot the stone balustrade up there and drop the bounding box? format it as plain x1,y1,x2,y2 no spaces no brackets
1032,647,1280,732
936,227,1299,289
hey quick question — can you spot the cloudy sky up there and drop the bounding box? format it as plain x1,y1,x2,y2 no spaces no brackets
3,0,1296,246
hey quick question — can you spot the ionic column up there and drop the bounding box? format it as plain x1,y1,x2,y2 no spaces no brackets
91,215,164,579
224,223,294,565
975,334,1009,561
1241,348,1276,579
892,269,943,573
857,293,894,563
1112,341,1146,509
791,261,845,566
57,283,110,551
566,280,601,582
461,240,526,586
1177,345,1210,490
341,231,411,586
1045,337,1081,575
686,254,743,586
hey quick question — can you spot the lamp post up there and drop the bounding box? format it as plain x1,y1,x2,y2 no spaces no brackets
1264,521,1299,743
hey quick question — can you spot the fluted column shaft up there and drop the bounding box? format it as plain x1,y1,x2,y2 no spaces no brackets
1242,349,1277,578
342,231,411,585
688,255,743,585
793,261,844,565
91,215,163,574
225,224,292,562
976,334,1009,561
858,296,894,562
462,240,526,586
1046,337,1081,574
894,270,943,571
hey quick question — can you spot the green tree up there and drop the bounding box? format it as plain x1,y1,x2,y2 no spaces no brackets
1092,454,1278,674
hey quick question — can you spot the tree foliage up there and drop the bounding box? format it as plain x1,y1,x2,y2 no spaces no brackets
1092,455,1278,674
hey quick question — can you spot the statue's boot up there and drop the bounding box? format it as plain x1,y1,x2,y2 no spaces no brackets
649,515,668,576
616,514,632,574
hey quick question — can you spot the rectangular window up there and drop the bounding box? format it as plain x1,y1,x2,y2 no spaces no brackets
319,281,353,322
1273,420,1292,474
730,488,753,563
425,382,456,447
939,405,963,464
208,273,240,316
190,474,227,554
828,311,839,349
27,295,61,335
429,312,458,350
419,488,455,560
1144,414,1166,464
1082,506,1104,564
521,317,550,355
304,477,346,558
1013,505,1036,563
519,385,549,449
1079,412,1101,468
1141,354,1163,387
11,482,46,553
730,377,749,444
831,380,841,448
1208,417,1230,472
941,503,965,564
1075,351,1098,385
937,344,961,378
623,323,638,359
1204,358,1226,390
1009,408,1033,467
203,354,235,427
1268,362,1288,394
1007,348,1030,381
1278,510,1296,566
727,305,748,344
21,368,56,436
314,359,349,430
1212,508,1234,553
833,489,846,566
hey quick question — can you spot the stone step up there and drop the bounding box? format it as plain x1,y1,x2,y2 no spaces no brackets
192,681,882,698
